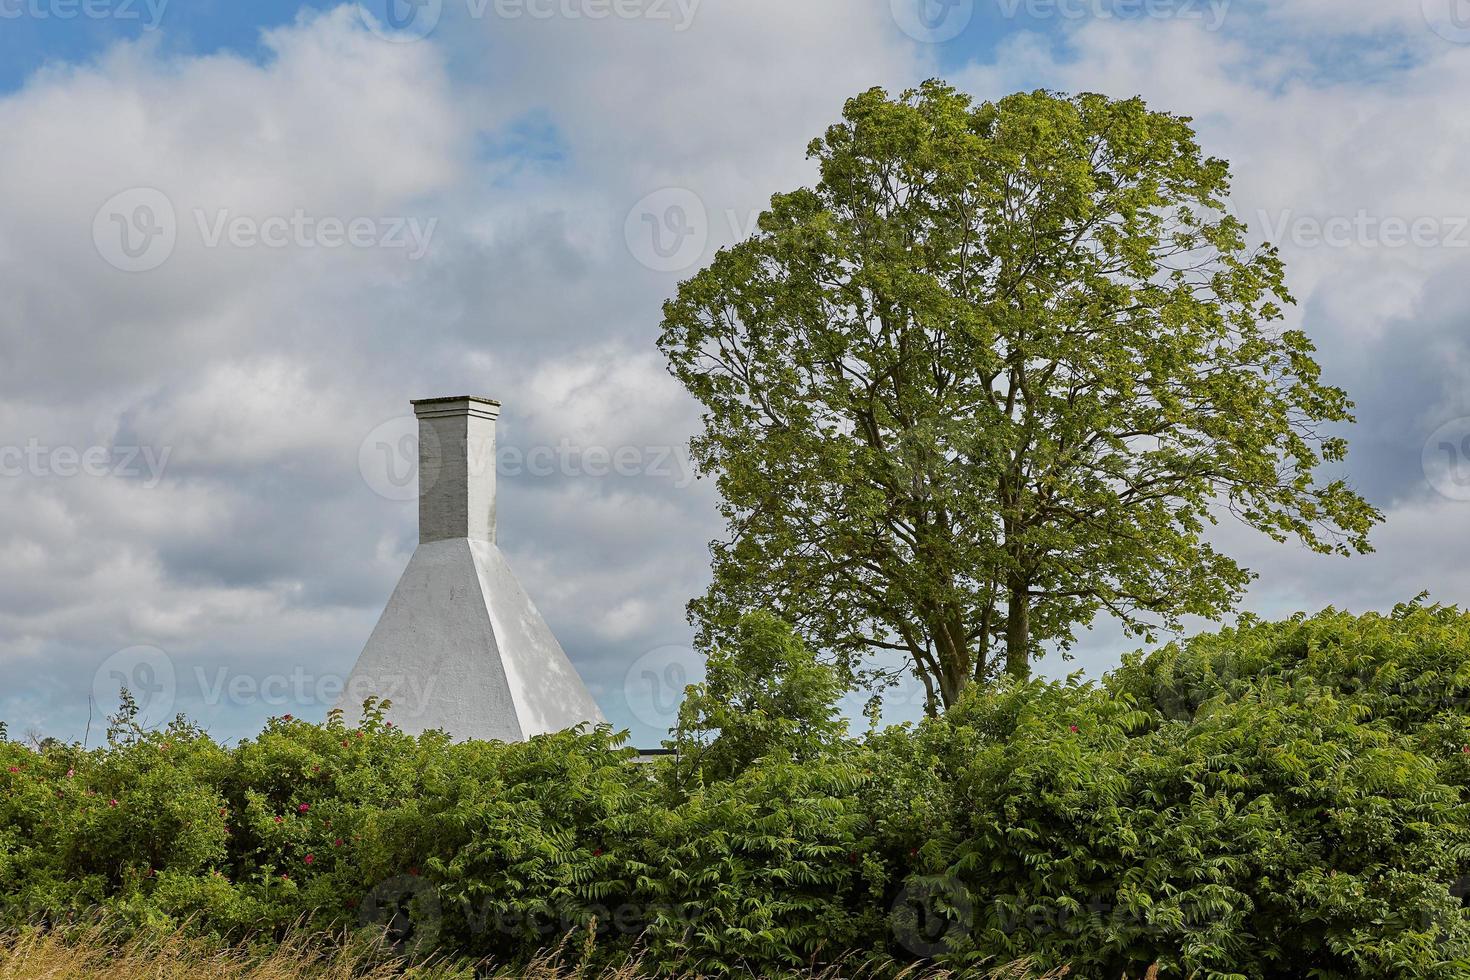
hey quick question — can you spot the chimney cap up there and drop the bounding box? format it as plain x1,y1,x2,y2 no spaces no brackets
411,395,501,420
411,395,501,407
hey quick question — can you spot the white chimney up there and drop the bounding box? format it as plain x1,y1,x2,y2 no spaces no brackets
413,396,499,544
338,397,607,742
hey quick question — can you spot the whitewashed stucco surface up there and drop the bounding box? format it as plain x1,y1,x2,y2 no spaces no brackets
337,537,607,741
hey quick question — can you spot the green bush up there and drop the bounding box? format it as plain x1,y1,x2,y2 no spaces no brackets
871,599,1470,978
3,604,1470,978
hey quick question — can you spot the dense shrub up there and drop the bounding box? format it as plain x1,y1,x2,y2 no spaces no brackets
4,605,1470,978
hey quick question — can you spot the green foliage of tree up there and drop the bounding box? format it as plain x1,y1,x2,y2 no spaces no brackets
4,605,1470,978
673,612,849,782
658,81,1382,708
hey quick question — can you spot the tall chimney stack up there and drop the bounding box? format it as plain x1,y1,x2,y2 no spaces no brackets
413,396,499,544
337,396,606,742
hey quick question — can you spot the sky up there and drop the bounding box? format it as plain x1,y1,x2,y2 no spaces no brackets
1,0,1468,748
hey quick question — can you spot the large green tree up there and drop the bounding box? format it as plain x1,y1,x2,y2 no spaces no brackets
658,82,1381,712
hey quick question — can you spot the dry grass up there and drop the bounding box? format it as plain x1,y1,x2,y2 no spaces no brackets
0,926,426,980
0,923,1074,979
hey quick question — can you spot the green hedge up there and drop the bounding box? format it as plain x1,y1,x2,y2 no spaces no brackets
4,602,1470,978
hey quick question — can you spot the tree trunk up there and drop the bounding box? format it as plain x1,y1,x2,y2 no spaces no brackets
1005,576,1030,680
974,593,995,683
929,613,964,710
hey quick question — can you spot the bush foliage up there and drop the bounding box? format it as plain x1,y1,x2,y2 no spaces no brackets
4,603,1470,978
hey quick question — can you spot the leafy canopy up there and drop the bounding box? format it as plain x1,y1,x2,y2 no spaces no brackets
672,611,848,783
659,81,1381,709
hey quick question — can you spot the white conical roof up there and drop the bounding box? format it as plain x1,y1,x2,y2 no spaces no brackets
337,396,606,741
340,538,605,740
